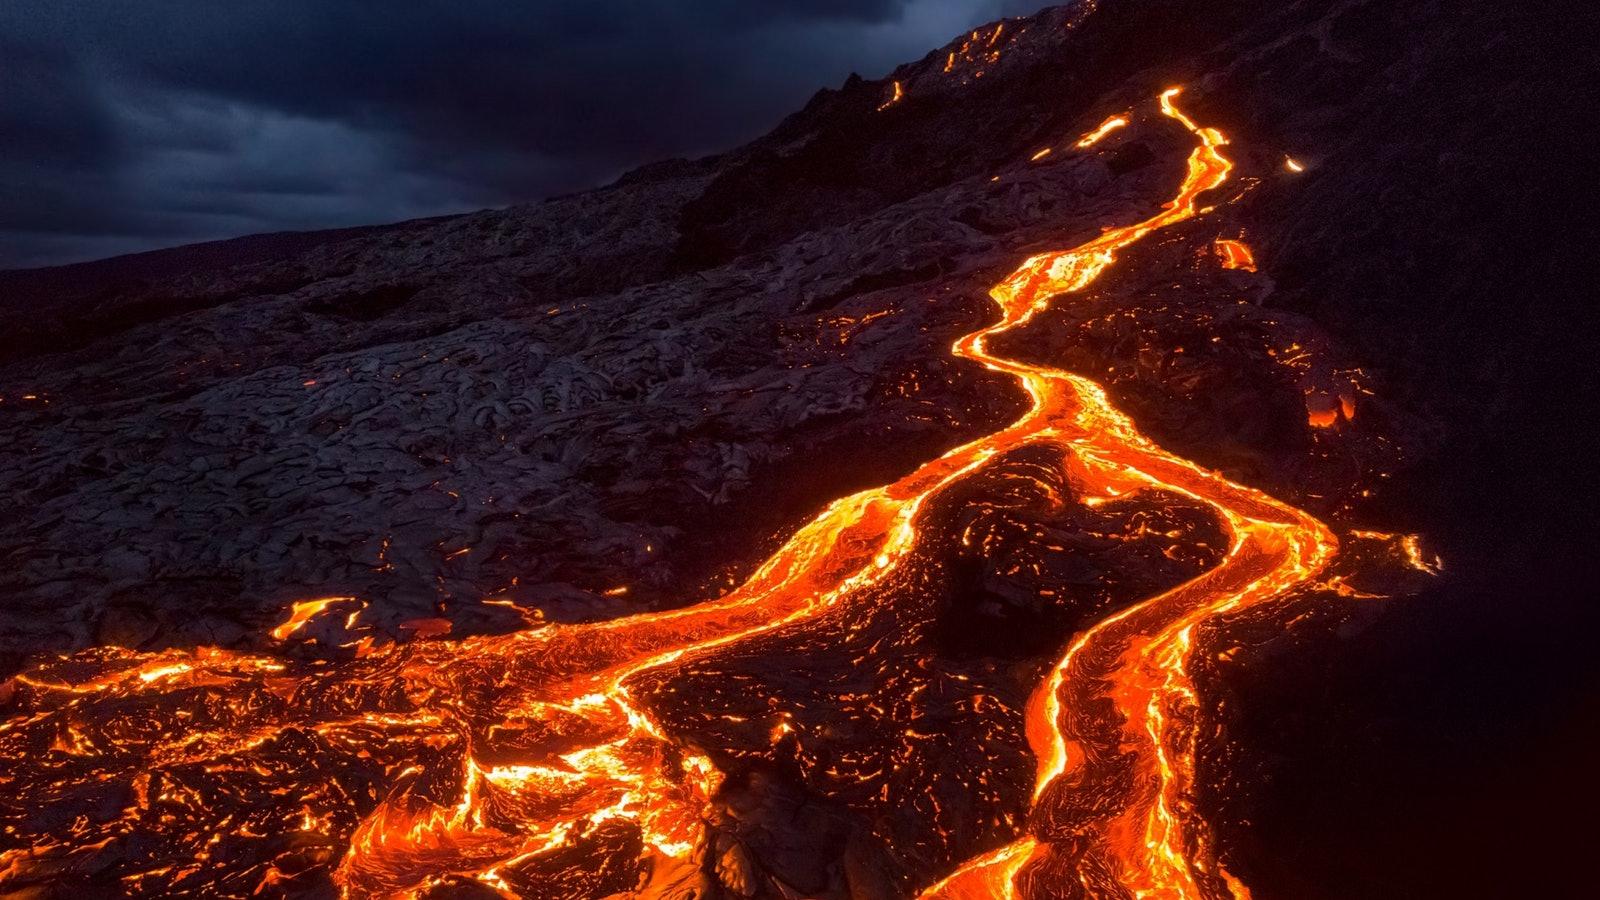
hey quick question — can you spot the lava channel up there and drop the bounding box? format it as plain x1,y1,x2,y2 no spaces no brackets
0,89,1341,900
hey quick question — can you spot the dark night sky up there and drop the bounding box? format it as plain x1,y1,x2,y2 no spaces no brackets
1,1,1050,270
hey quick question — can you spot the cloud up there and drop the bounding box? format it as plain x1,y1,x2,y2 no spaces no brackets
0,1,1049,268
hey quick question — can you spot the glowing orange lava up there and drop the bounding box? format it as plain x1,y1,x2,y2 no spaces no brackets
269,596,353,641
1076,113,1129,147
921,87,1337,899
879,79,906,111
1215,238,1257,271
0,88,1379,900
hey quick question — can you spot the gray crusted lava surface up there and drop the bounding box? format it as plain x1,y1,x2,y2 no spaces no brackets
0,0,1589,897
0,0,1538,671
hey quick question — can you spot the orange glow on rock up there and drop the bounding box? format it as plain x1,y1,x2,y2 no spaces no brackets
397,617,453,639
1075,113,1129,148
878,79,905,111
269,596,353,641
1305,389,1349,428
0,87,1407,900
1215,238,1257,271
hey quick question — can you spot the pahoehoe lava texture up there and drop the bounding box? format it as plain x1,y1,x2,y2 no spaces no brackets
0,0,1589,897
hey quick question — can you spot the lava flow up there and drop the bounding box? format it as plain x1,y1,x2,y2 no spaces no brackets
920,88,1334,900
1,90,1357,899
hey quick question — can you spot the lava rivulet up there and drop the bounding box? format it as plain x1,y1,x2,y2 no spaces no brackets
1,90,1355,899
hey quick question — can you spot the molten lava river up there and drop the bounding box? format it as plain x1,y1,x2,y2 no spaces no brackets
0,91,1427,899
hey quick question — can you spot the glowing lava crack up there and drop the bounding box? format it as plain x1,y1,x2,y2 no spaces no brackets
0,90,1352,900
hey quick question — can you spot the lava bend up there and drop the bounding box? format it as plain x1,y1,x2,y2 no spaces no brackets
0,89,1342,900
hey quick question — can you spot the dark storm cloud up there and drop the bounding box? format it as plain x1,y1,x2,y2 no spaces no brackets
0,1,1051,268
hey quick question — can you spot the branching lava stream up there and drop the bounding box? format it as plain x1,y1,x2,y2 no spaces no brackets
2,90,1349,899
